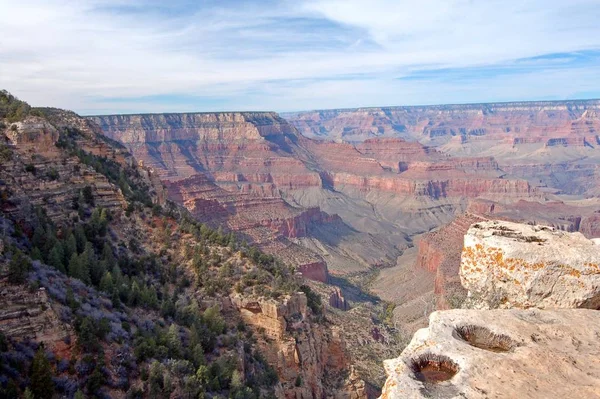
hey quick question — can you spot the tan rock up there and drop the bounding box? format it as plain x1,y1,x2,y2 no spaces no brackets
380,308,600,399
460,220,600,309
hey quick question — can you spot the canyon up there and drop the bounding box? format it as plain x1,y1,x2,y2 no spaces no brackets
88,104,564,283
0,91,599,398
89,102,600,331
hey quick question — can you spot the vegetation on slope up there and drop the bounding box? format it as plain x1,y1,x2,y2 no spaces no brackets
0,93,316,398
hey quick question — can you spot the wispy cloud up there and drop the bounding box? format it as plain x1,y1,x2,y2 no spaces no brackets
1,0,599,114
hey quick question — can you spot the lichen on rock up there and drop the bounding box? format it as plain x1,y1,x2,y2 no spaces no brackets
460,220,600,309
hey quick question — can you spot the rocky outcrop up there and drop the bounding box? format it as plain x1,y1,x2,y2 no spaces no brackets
231,293,308,340
0,281,70,349
230,293,366,398
380,308,600,399
0,116,130,224
297,261,328,283
328,287,349,311
460,220,600,309
5,117,59,151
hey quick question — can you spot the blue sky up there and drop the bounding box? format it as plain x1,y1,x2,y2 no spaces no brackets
1,0,600,114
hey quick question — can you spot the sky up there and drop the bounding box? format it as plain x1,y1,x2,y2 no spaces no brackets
1,0,600,115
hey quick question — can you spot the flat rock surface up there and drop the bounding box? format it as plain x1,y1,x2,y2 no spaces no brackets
381,308,600,399
460,220,600,309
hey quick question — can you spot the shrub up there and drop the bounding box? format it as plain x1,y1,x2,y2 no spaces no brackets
46,168,59,181
25,164,36,174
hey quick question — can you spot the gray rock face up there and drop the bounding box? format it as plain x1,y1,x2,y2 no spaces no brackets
460,220,600,309
380,309,600,399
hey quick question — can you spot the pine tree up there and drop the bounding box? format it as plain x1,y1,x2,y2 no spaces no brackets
102,242,115,265
191,343,205,368
48,243,65,273
31,246,43,261
68,253,80,279
230,370,243,392
65,233,77,262
74,225,87,254
30,346,54,399
68,253,90,284
85,242,104,286
167,324,182,358
99,272,114,293
31,226,46,251
8,250,31,284
43,227,58,255
130,280,141,306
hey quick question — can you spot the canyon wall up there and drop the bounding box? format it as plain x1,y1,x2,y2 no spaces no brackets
284,100,600,143
284,101,600,198
90,111,539,278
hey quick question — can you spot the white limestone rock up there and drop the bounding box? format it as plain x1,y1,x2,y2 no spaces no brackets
460,220,600,309
380,309,600,399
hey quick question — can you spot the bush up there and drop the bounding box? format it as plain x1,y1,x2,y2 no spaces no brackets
25,164,36,174
46,168,59,181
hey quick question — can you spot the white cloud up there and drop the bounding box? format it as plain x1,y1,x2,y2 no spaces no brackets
0,0,599,113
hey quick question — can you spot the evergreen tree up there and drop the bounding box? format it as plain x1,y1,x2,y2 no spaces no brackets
31,226,46,251
191,343,205,368
30,346,54,399
23,387,34,399
2,379,18,399
81,185,94,206
230,370,243,392
99,272,114,293
43,227,58,256
87,355,106,394
65,233,77,262
167,324,182,358
74,225,87,254
31,246,43,261
8,250,31,284
48,243,65,273
68,253,80,279
101,242,115,266
83,242,103,286
68,253,91,284
77,317,99,352
130,280,141,306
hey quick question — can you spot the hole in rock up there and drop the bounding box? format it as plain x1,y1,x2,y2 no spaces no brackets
454,325,517,353
410,353,459,384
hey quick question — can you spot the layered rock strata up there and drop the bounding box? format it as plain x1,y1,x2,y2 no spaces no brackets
286,101,600,199
284,100,600,144
90,112,538,280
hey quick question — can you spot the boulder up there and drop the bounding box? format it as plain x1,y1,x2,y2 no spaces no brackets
460,220,600,309
380,308,600,399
